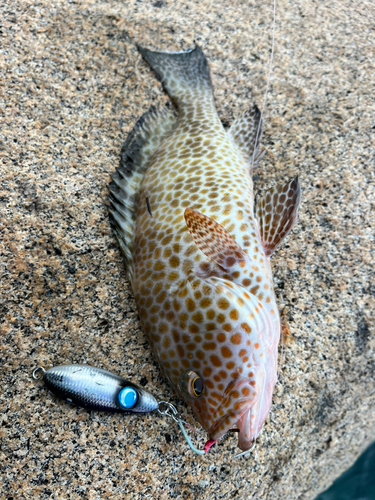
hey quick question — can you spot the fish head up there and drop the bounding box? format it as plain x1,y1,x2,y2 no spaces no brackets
177,276,280,452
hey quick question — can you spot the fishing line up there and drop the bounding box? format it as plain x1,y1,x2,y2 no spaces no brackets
250,0,277,173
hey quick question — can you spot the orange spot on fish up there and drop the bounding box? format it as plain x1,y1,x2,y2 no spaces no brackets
203,342,216,351
186,298,196,312
218,298,230,309
178,287,188,298
221,346,233,358
206,309,215,320
241,322,251,333
229,309,239,321
230,333,242,345
189,324,200,334
210,355,222,367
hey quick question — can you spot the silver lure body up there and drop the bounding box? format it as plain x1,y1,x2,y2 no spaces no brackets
43,364,158,413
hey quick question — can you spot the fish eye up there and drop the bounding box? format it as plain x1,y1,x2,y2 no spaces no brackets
192,376,203,397
180,370,204,398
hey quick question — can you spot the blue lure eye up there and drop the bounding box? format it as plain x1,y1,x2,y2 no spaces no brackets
118,387,138,409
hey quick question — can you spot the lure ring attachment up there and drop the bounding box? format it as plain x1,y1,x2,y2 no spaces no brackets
157,401,179,422
32,366,46,380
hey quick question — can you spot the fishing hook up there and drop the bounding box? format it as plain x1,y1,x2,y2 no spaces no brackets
158,401,205,455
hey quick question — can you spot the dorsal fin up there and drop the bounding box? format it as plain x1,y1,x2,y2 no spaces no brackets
256,176,301,257
228,105,264,170
137,45,213,108
109,107,176,279
184,208,248,271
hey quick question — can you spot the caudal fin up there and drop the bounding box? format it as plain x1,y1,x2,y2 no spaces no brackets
137,45,213,107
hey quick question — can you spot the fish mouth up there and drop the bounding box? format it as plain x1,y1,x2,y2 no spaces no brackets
207,378,257,451
208,406,257,452
236,407,256,451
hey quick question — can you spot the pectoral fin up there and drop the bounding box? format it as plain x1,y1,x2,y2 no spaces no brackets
256,177,301,257
184,208,248,271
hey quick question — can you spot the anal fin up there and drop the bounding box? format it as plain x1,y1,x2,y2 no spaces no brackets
256,177,301,257
109,107,177,279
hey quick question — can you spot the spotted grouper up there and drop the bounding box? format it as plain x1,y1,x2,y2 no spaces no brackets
109,45,301,453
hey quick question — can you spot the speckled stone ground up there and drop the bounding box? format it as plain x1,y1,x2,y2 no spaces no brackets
1,0,374,499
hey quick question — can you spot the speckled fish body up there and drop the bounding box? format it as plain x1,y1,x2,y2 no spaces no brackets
109,46,301,451
43,364,158,413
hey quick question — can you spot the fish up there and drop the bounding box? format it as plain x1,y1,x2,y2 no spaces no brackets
39,364,158,413
108,45,301,453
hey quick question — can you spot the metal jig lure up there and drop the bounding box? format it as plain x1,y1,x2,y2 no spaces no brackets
32,364,158,413
33,364,206,455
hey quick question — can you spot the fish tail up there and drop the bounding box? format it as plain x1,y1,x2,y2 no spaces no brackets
137,45,213,108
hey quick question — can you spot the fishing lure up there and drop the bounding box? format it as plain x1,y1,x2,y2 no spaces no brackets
33,364,206,454
32,364,158,413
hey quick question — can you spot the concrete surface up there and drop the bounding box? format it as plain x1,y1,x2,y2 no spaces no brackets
1,0,374,498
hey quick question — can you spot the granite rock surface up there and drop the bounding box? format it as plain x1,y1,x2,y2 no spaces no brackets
1,0,374,499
